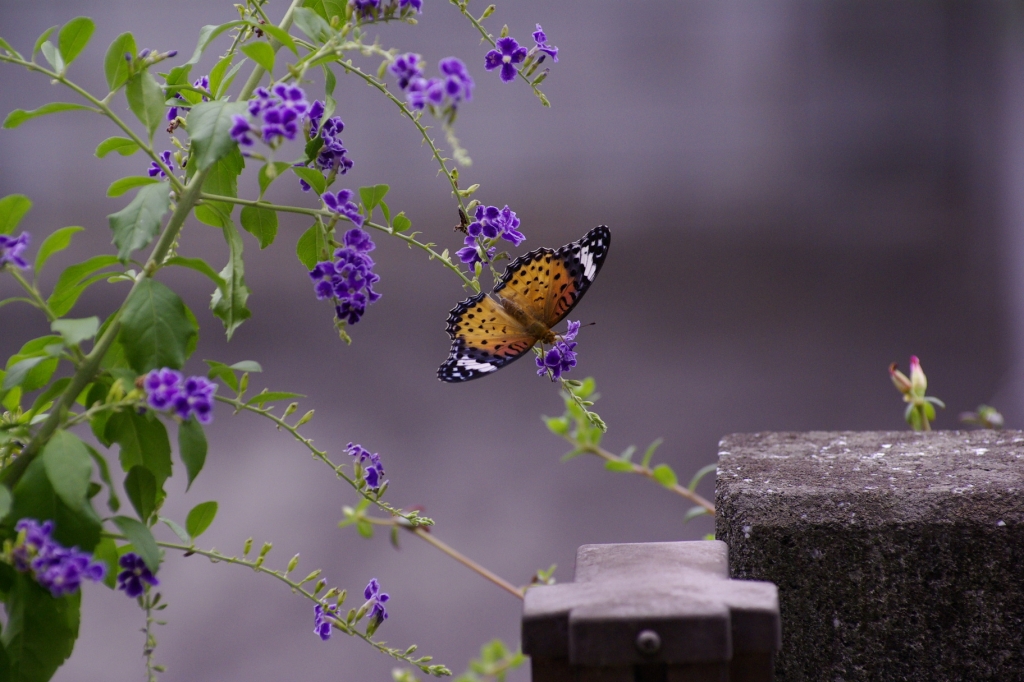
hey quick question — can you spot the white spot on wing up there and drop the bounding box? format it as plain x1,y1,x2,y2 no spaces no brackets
579,245,596,280
456,356,497,373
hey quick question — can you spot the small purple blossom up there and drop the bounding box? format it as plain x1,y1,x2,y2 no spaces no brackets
233,84,311,148
439,57,473,103
399,0,422,12
310,229,381,325
116,552,159,598
322,189,364,227
532,24,559,63
346,442,387,490
456,236,495,267
314,603,338,640
12,519,106,598
406,77,445,110
466,205,525,246
389,53,424,91
147,150,174,178
316,117,353,174
143,369,216,423
485,36,527,83
0,232,30,269
363,578,390,626
537,320,580,380
167,75,209,121
229,115,256,147
352,0,380,18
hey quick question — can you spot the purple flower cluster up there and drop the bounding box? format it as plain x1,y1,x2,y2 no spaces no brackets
399,0,422,12
352,0,380,17
468,204,525,245
116,552,159,598
11,519,106,598
391,55,473,111
314,603,339,640
346,442,386,490
231,83,311,148
144,368,217,424
364,578,390,625
166,75,210,121
537,320,580,380
148,150,174,178
299,101,353,190
0,232,30,269
322,189,364,227
532,24,559,63
485,37,528,82
309,228,381,325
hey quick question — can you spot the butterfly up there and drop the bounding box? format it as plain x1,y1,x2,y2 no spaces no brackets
438,226,611,382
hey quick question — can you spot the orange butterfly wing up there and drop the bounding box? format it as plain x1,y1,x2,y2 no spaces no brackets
438,226,611,383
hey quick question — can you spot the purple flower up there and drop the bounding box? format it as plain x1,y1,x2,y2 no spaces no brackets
117,552,159,598
352,0,380,18
406,77,445,110
363,578,390,626
439,57,473,103
167,75,209,121
12,519,106,598
485,36,527,83
532,24,559,63
389,53,424,91
456,236,495,267
314,603,338,640
466,205,525,246
310,230,381,325
316,117,353,174
148,150,174,178
0,232,30,269
322,189,364,227
234,84,311,148
308,100,325,137
144,368,216,423
536,320,580,380
399,0,422,12
230,115,255,147
346,442,387,490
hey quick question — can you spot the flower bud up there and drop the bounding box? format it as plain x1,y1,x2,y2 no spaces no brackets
909,355,926,394
283,402,299,418
296,410,315,427
314,579,326,594
301,569,322,584
287,553,300,573
243,537,253,556
889,363,912,395
259,542,273,557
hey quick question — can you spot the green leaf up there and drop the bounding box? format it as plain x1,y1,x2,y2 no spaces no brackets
604,460,634,473
356,518,374,538
241,41,275,73
25,377,69,423
209,219,251,339
379,200,391,225
119,279,196,372
393,212,412,232
106,409,172,490
303,134,324,164
207,51,235,100
124,465,157,521
246,390,303,406
543,415,570,436
108,182,171,263
58,17,95,66
34,225,83,273
303,0,347,22
292,7,333,42
687,463,718,492
3,574,80,682
185,501,218,538
32,25,57,59
683,506,709,524
125,70,165,141
51,316,99,346
40,431,93,513
178,419,207,491
204,360,239,392
253,23,298,54
240,205,278,249
184,22,245,67
0,36,24,60
0,486,11,521
103,32,136,90
296,222,329,269
160,517,191,545
258,161,292,196
291,166,325,195
2,357,48,392
165,256,226,292
84,444,120,513
3,102,93,129
164,63,194,98
10,454,101,552
47,254,120,317
40,40,64,73
112,516,160,571
640,437,663,468
652,463,678,488
359,184,389,212
106,175,159,198
194,148,243,227
91,537,119,588
186,100,248,171
0,194,31,235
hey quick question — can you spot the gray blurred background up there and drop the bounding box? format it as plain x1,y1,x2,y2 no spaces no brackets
1,1,1022,680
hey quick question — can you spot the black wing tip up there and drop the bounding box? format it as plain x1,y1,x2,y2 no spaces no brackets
443,291,486,339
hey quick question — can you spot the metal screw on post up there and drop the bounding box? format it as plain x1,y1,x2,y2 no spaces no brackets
636,630,662,655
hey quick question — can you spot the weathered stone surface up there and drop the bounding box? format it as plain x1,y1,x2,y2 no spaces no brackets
716,431,1024,681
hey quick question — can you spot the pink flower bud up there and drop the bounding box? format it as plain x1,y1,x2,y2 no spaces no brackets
889,363,912,395
909,355,927,394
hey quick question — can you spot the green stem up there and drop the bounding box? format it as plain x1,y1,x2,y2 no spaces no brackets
213,394,434,526
409,527,523,600
8,269,55,323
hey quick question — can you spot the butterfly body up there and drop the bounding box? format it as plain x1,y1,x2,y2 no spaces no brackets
438,226,610,382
